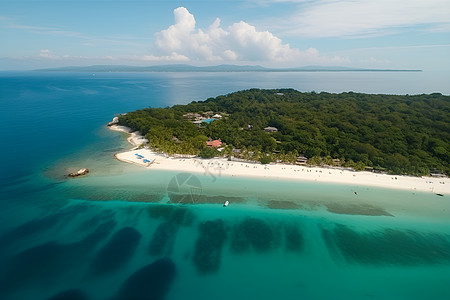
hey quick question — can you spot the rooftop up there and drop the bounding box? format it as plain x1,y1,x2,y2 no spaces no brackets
206,140,222,148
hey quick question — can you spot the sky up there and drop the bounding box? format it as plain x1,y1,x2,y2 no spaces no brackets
1,0,450,70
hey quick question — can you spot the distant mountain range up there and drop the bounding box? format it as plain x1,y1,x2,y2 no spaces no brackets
35,64,422,73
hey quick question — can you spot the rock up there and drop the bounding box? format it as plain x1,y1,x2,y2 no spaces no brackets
107,116,119,126
68,168,89,177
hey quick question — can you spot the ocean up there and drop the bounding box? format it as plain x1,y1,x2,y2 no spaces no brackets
0,71,449,300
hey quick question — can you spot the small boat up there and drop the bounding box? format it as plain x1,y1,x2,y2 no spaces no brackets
223,201,229,207
436,193,444,197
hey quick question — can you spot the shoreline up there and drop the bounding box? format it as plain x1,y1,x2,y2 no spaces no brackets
109,125,450,195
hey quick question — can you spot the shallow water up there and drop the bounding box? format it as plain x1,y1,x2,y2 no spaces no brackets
0,71,449,300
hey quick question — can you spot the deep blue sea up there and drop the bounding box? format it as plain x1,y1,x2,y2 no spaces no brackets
0,71,449,300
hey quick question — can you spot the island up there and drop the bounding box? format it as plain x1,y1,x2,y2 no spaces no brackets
36,64,422,73
110,89,449,194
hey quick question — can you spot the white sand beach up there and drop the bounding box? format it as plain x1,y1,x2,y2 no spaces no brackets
110,125,450,195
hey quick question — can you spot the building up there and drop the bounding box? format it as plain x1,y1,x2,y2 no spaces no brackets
206,140,222,148
203,111,214,117
332,158,341,166
296,155,308,165
212,114,222,119
183,112,202,120
264,126,278,133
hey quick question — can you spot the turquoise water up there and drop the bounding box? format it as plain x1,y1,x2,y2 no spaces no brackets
0,71,449,300
202,118,216,124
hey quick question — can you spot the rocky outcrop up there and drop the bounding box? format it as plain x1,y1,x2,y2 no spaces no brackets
107,116,119,126
68,168,89,177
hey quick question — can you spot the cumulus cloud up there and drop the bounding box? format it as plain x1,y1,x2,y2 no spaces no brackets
150,7,342,64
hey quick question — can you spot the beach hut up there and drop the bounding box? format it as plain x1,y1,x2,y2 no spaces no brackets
296,155,308,165
206,139,222,148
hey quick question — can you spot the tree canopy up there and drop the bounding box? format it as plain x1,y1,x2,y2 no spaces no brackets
118,89,450,176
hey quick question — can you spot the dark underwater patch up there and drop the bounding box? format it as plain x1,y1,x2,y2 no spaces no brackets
148,206,195,256
198,195,245,204
147,204,176,220
284,223,304,252
132,193,164,202
170,206,194,226
147,204,195,225
168,193,245,205
90,227,141,275
148,222,178,257
115,257,176,300
325,203,393,216
66,188,163,203
322,224,450,265
75,209,115,232
168,193,197,204
47,289,89,300
192,219,227,274
0,214,62,250
266,200,300,210
73,220,117,253
0,220,116,297
230,217,277,253
0,204,93,251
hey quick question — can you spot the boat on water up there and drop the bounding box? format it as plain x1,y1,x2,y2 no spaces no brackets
223,201,229,207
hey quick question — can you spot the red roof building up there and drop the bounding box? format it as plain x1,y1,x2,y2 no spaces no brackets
206,140,222,148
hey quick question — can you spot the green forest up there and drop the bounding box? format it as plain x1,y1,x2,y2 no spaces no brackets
117,89,450,176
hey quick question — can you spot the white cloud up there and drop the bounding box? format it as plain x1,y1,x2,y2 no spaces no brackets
271,0,450,38
139,53,190,62
359,57,392,65
39,49,61,59
0,17,149,49
151,7,343,65
37,49,94,61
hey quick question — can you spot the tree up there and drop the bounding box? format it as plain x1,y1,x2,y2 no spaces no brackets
199,147,218,158
260,156,272,164
119,89,450,175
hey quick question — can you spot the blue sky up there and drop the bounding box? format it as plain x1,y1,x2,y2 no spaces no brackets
1,0,449,70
